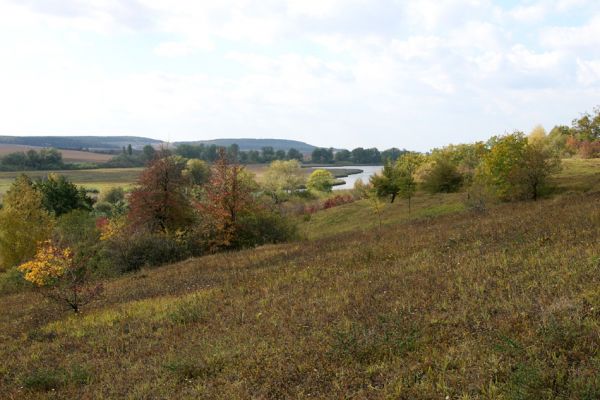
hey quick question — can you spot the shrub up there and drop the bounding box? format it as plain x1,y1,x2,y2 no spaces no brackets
94,201,113,215
23,369,65,391
231,209,298,249
100,187,125,204
34,173,94,216
0,267,31,295
352,179,371,199
57,209,100,247
106,233,193,273
307,169,335,192
421,158,463,193
18,240,103,313
323,194,354,209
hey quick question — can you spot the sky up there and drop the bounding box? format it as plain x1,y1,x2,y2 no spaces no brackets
0,0,599,151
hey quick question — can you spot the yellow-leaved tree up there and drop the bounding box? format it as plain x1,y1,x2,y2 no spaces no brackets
18,240,103,313
0,175,54,271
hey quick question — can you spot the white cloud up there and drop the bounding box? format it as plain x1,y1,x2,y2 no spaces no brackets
541,15,600,49
576,59,600,85
509,4,547,23
507,44,563,71
0,0,599,150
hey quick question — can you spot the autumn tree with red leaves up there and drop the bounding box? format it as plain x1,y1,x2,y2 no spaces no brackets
196,149,256,250
128,153,194,234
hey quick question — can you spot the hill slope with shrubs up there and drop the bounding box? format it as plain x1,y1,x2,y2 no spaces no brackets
0,183,599,398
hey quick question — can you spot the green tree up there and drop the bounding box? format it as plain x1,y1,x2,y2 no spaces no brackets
477,132,560,201
311,148,334,164
509,142,561,201
263,160,306,203
0,175,54,270
547,125,571,156
275,149,286,160
307,169,335,192
370,162,401,203
261,147,276,163
335,149,351,162
34,174,93,217
142,145,156,162
97,187,127,217
381,148,405,162
421,157,463,194
395,153,422,213
287,148,303,161
183,159,211,186
101,187,125,205
571,106,600,142
477,133,528,200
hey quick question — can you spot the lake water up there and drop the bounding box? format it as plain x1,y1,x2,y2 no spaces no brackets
329,165,384,190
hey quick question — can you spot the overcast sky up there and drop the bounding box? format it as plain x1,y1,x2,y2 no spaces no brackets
0,0,599,151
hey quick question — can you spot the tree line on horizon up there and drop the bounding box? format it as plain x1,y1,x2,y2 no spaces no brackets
1,105,597,172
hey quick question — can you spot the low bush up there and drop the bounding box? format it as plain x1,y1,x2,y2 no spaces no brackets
232,209,299,249
0,267,30,295
323,194,354,209
106,233,193,273
22,369,66,391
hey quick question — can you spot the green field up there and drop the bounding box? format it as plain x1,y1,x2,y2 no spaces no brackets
0,168,143,196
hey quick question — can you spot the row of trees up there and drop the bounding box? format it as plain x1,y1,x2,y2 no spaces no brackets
0,148,64,171
369,130,562,210
175,143,304,164
539,106,600,158
311,147,407,164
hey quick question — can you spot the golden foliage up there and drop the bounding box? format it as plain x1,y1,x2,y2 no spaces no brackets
99,217,126,241
18,240,73,286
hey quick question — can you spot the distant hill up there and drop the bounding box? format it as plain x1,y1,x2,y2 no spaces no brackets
175,138,317,153
0,136,162,151
0,136,319,153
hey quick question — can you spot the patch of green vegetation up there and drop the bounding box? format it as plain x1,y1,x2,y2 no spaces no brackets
552,158,600,193
0,168,142,196
302,191,465,239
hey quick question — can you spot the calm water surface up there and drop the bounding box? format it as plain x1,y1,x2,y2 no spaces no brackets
329,165,383,190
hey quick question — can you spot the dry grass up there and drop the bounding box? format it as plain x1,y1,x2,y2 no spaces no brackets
0,190,599,398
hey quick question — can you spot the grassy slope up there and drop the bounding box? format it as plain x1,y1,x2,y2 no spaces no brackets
0,160,599,399
304,158,600,240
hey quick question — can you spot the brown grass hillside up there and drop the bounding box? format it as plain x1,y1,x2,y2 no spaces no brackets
1,190,599,399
